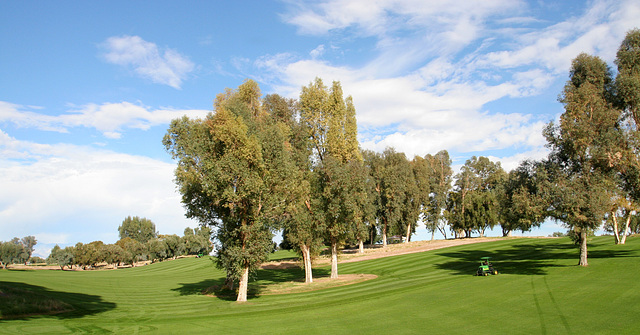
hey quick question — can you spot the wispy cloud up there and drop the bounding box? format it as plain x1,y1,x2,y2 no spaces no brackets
268,0,639,164
0,100,208,139
100,35,195,89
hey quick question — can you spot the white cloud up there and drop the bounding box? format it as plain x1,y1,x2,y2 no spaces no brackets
0,100,209,138
0,130,197,247
100,35,195,89
310,44,325,59
269,0,639,162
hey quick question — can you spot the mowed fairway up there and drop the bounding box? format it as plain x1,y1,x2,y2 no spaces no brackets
2,236,640,334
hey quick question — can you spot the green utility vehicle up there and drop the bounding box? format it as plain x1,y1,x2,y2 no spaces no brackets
476,257,498,276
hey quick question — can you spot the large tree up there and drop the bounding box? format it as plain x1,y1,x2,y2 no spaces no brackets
421,151,453,240
263,93,321,283
613,28,640,244
544,53,621,266
498,160,549,237
371,148,413,246
164,80,296,301
299,78,364,279
446,156,505,238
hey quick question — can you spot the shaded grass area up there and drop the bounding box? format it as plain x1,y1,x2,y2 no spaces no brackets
0,281,115,320
1,236,640,334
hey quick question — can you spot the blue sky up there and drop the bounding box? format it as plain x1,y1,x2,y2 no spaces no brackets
1,1,638,256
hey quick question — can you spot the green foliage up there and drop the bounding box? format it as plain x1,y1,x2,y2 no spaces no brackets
499,160,549,236
446,156,505,237
418,151,453,239
0,236,37,268
46,245,75,270
369,148,416,243
115,238,145,266
165,79,304,299
615,28,640,125
118,216,158,243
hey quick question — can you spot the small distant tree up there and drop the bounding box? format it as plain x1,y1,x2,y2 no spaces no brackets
29,256,46,264
116,238,145,266
183,227,214,255
0,241,25,269
103,244,126,268
146,238,168,262
20,236,37,263
118,216,158,244
47,245,75,270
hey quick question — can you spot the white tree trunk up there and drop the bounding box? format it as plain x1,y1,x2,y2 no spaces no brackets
405,222,411,243
382,221,388,248
358,240,364,254
237,265,249,302
579,230,588,267
330,242,338,279
301,244,313,283
621,215,632,245
612,213,621,244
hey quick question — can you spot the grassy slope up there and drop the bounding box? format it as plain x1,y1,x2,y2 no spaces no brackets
1,236,639,334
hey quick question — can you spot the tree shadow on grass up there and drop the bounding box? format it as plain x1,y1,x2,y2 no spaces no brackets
172,267,331,301
435,239,637,276
0,281,116,321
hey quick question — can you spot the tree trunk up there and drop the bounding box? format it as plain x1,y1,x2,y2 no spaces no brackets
382,219,388,248
612,213,621,244
579,230,588,266
330,242,338,279
358,240,364,254
620,215,632,245
430,230,435,241
502,227,511,237
301,244,313,283
237,265,250,302
405,222,411,243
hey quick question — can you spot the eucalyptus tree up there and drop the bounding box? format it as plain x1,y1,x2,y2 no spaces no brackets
299,78,365,279
371,148,414,246
544,53,621,266
165,80,299,301
263,93,322,283
446,156,505,238
498,160,549,236
612,28,640,244
421,151,453,239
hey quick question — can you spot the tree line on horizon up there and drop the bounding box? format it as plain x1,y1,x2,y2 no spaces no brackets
42,216,214,270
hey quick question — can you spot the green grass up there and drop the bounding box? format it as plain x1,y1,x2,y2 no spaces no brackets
1,236,639,334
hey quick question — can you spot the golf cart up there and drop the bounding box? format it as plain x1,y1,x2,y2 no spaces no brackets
476,257,498,276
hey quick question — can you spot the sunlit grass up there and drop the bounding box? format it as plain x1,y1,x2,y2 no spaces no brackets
1,236,639,334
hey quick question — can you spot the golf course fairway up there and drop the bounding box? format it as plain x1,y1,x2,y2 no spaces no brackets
1,236,639,334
